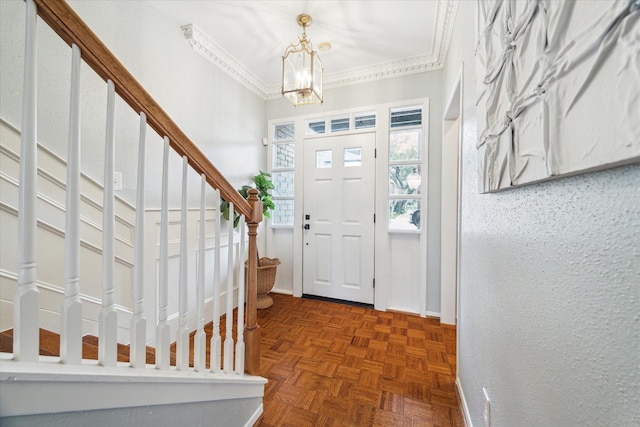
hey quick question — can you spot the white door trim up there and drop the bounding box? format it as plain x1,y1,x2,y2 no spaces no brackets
442,66,463,323
267,98,430,315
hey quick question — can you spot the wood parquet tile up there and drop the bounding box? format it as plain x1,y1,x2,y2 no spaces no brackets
256,294,464,427
0,293,464,426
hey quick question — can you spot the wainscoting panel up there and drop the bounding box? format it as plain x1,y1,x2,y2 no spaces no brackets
145,208,246,346
2,120,250,346
0,120,135,342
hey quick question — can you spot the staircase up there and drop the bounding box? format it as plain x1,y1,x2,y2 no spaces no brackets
0,325,266,426
0,309,244,367
0,0,266,425
0,328,265,425
1,329,157,364
1,307,242,368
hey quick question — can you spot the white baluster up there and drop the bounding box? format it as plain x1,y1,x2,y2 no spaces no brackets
194,174,207,372
210,189,222,372
224,202,234,373
61,43,82,365
14,0,39,362
176,156,189,371
235,216,246,374
99,80,117,367
156,136,171,370
130,112,147,369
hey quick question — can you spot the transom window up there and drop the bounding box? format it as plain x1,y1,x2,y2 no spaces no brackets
305,111,377,136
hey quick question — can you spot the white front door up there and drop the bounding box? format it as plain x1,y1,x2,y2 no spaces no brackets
302,133,375,304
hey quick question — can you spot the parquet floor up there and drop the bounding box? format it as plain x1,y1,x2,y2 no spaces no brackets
0,294,464,426
256,294,464,427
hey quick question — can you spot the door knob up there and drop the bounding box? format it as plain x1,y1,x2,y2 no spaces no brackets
304,224,310,230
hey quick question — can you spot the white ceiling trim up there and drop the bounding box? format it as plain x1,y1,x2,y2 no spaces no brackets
182,0,458,101
181,24,269,99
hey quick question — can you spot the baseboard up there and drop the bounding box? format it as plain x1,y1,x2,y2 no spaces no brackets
245,402,263,427
270,288,293,296
456,376,473,427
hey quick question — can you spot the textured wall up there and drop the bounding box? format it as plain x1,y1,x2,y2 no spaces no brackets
447,2,640,426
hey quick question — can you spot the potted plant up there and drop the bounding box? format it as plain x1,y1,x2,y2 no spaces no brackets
221,171,280,309
220,170,275,227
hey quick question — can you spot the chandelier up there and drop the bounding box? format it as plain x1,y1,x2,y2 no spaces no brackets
281,14,323,106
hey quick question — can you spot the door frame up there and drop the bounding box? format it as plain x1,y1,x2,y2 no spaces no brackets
441,66,463,326
266,98,430,315
291,117,382,307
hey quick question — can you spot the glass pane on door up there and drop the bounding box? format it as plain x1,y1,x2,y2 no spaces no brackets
316,150,332,168
344,148,362,167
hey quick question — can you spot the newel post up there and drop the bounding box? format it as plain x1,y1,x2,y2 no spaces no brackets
245,188,262,375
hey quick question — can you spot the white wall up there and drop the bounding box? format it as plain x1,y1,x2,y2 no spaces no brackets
0,120,250,346
0,121,135,342
266,73,445,314
445,3,640,426
0,0,267,210
143,207,250,346
0,0,268,341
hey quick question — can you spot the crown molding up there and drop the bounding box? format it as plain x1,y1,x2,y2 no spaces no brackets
183,0,458,100
433,0,459,64
181,24,270,99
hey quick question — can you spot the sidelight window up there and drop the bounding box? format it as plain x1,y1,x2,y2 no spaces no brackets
272,123,295,226
388,106,423,230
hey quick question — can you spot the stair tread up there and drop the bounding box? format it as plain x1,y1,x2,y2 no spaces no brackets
1,329,167,366
0,310,238,367
0,329,61,356
0,329,138,363
0,332,13,354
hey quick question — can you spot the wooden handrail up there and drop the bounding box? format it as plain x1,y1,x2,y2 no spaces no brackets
33,0,253,218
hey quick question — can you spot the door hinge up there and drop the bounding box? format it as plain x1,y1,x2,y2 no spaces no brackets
373,213,376,223
374,149,377,158
373,278,375,288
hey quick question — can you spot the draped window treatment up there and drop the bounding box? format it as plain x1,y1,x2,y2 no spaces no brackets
476,0,640,192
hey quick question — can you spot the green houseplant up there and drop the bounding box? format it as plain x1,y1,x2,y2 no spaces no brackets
220,170,275,228
221,171,280,309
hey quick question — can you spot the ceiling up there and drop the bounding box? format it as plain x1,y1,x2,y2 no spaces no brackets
147,0,458,100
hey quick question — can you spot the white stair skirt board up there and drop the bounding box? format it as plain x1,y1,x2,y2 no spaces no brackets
0,356,266,420
245,403,264,427
0,398,264,427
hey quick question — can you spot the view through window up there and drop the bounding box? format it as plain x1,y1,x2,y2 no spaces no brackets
388,107,423,230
